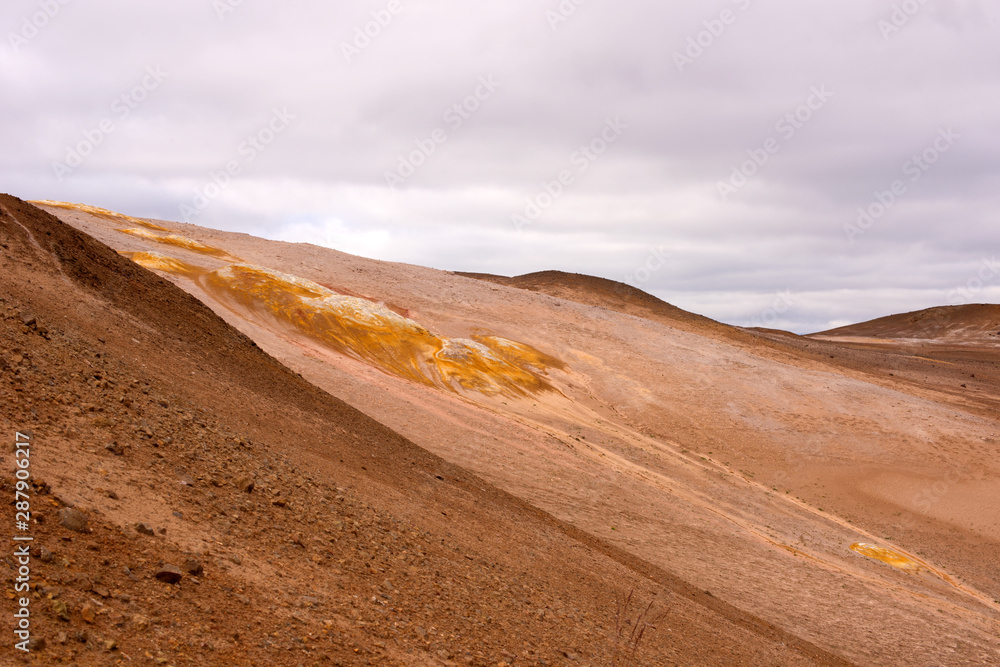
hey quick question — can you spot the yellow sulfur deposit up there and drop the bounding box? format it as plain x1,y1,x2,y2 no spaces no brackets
30,200,172,231
202,264,559,396
849,543,922,572
118,228,232,258
122,251,205,277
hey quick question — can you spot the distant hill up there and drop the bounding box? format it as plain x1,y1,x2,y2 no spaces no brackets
811,304,1000,342
455,270,744,338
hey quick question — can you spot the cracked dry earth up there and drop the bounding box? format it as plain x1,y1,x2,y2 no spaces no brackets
0,197,853,666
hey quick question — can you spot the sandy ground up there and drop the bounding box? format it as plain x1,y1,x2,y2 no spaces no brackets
14,199,1000,665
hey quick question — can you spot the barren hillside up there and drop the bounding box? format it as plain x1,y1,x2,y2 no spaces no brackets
4,197,1000,665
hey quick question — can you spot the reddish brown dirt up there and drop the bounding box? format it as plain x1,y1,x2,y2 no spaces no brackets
14,199,1000,666
0,199,859,665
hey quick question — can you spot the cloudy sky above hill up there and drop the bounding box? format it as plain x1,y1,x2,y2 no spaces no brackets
2,0,998,332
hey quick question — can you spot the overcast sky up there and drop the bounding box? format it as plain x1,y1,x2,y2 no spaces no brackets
2,0,998,333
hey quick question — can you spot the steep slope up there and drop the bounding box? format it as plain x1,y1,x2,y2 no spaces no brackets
0,197,857,666
465,270,1000,425
25,198,1000,666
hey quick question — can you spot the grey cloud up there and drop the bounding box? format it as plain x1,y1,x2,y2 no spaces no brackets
2,0,998,334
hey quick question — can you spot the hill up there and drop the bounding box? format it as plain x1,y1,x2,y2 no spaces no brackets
9,196,1000,666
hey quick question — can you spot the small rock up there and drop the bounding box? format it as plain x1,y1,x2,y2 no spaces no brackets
183,558,204,576
93,585,111,598
52,599,70,621
106,490,119,500
227,554,242,565
80,604,96,623
178,473,196,487
22,314,37,328
135,523,155,536
58,508,89,534
56,632,68,645
132,614,150,630
38,546,55,563
25,637,46,651
155,565,184,584
235,477,255,493
105,442,125,456
104,638,117,651
73,574,93,592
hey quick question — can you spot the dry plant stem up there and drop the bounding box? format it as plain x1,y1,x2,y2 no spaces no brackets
610,589,667,667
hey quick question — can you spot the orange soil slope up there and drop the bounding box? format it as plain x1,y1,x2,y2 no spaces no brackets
29,199,1000,666
1,197,857,666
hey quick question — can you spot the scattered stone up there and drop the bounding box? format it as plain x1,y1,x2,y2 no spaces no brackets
22,314,37,328
235,477,255,493
58,508,90,534
227,554,242,565
104,638,118,651
132,614,150,630
93,585,111,598
105,441,125,456
52,599,70,621
178,473,196,487
25,637,46,651
80,604,96,624
183,558,204,576
38,546,54,563
107,490,119,500
135,523,155,536
155,565,184,584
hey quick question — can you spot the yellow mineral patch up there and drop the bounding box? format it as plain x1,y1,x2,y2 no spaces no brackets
850,543,922,572
30,200,172,231
118,228,233,258
122,251,205,277
203,264,559,396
